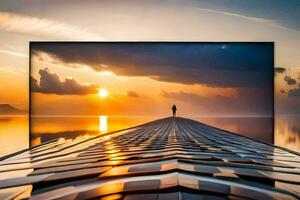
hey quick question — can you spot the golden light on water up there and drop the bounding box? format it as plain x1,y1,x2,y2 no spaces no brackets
99,116,108,132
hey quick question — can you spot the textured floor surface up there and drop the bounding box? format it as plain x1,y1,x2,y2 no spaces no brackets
0,117,299,199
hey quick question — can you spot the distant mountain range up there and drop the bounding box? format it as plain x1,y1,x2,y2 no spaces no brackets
0,104,27,115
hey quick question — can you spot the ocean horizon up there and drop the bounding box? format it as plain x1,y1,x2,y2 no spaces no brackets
1,115,299,157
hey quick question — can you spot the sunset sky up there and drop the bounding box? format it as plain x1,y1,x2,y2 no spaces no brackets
30,42,273,117
0,0,300,115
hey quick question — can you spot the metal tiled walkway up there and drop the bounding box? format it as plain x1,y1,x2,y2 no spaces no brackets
0,117,299,199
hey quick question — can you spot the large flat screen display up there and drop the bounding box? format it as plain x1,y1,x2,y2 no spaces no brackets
30,42,274,146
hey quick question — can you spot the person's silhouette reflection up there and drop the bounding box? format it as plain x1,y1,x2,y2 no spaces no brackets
172,104,177,117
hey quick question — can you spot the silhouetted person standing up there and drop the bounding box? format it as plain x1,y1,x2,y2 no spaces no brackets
172,104,177,117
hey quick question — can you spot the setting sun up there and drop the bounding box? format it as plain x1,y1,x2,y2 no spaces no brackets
98,88,108,98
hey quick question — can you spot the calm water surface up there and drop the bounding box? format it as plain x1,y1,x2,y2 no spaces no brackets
0,116,29,157
30,116,156,146
275,115,300,152
0,115,299,157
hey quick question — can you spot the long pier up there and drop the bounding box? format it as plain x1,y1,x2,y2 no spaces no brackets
0,117,299,199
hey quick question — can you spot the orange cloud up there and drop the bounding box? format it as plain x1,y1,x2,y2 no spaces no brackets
0,12,102,40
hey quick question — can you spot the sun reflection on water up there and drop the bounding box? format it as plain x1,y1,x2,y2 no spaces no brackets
26,115,300,154
99,116,108,132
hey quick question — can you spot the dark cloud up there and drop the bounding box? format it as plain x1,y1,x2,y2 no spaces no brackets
288,84,300,97
31,76,40,91
31,43,273,88
274,67,286,75
284,75,297,85
162,88,272,115
127,91,140,98
277,92,300,114
31,68,98,95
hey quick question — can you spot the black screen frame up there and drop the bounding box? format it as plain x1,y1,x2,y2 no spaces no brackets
29,41,275,147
